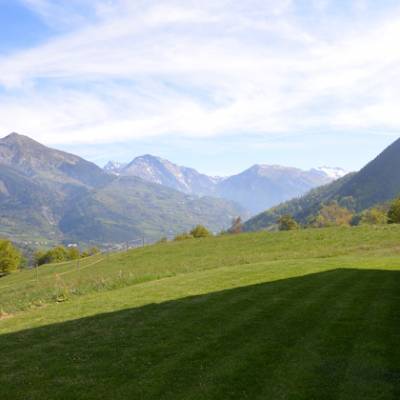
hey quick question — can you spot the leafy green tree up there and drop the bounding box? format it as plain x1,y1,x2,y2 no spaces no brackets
278,215,299,231
36,246,69,266
0,240,22,275
388,197,400,224
360,207,388,225
190,225,211,238
311,202,353,228
67,247,80,260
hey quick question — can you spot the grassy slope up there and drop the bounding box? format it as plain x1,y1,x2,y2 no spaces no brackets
1,225,400,399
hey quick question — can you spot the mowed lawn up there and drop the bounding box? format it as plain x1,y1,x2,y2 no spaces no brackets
1,226,400,399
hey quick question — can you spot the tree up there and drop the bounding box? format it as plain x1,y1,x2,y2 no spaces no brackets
229,217,243,234
190,225,211,238
311,202,353,228
388,197,400,224
0,240,22,275
36,246,69,266
68,247,80,260
360,207,388,225
277,215,299,231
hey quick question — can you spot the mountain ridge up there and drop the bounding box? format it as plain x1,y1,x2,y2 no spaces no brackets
104,154,347,214
243,136,400,231
0,133,245,245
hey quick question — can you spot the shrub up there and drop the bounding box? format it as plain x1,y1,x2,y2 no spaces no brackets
0,240,22,275
277,215,299,231
35,246,71,266
190,225,211,238
388,197,400,224
311,202,353,228
174,232,193,241
360,207,388,225
68,247,81,260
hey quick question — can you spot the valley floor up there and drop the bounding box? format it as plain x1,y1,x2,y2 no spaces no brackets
1,226,400,399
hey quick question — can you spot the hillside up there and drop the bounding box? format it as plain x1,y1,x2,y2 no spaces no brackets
244,137,400,231
217,164,333,214
120,154,218,196
0,133,243,244
108,155,340,214
60,176,244,243
1,225,400,399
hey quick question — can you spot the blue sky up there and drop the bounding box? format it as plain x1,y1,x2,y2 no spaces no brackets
0,0,399,175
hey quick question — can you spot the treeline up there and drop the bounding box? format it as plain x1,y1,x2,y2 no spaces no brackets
35,246,100,266
276,196,400,231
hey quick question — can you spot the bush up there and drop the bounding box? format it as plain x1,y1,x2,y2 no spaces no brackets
190,225,211,238
0,240,22,275
174,232,193,241
278,215,299,231
81,247,100,258
35,246,80,266
310,202,353,228
360,207,388,225
388,198,400,224
68,247,81,260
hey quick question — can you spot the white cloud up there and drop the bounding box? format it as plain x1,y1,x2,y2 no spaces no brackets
1,0,400,146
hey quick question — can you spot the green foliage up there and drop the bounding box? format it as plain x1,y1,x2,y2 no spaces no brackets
36,246,81,266
360,207,388,225
81,247,100,258
310,202,353,228
278,214,299,231
156,237,168,244
173,232,193,241
67,247,81,260
0,240,21,275
388,197,400,224
190,225,211,238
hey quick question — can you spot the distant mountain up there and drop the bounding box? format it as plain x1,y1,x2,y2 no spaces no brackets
244,137,400,231
217,164,333,214
0,133,111,188
107,155,341,215
118,155,219,196
60,176,243,243
314,166,348,180
103,161,127,175
0,133,244,244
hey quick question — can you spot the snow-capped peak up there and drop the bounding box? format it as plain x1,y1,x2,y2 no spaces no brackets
103,161,127,175
315,166,348,180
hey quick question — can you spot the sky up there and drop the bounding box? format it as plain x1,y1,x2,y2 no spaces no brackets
0,0,399,175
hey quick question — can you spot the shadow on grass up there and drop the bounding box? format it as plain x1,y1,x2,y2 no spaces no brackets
1,269,400,400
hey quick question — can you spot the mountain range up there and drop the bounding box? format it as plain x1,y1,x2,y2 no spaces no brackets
104,155,346,214
244,137,400,231
0,133,244,245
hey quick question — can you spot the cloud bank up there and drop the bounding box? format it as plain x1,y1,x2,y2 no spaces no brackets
0,0,400,146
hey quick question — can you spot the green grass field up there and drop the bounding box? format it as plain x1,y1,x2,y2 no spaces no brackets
1,225,400,399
